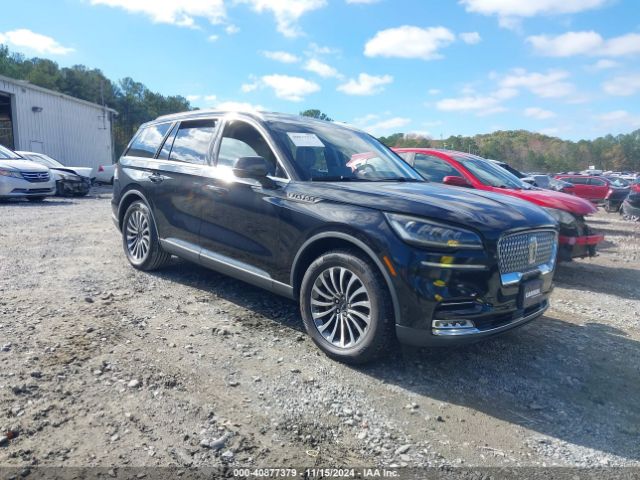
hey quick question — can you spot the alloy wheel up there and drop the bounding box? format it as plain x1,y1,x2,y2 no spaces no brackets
126,209,150,262
310,267,371,349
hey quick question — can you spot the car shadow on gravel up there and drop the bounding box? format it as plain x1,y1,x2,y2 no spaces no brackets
554,262,640,301
361,316,640,462
145,259,640,462
0,199,71,207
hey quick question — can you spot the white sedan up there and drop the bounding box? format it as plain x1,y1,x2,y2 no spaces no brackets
0,145,56,201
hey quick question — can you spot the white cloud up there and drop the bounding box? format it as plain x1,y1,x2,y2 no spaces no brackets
0,29,74,55
261,74,320,101
460,31,481,45
524,107,556,120
204,95,218,102
337,73,393,96
263,50,300,63
428,88,441,95
346,0,379,3
603,74,640,96
207,34,219,42
236,0,327,37
527,31,640,57
216,101,266,112
500,69,574,98
186,94,217,104
460,0,607,28
303,58,341,78
588,59,620,70
225,24,240,34
306,43,339,56
241,81,259,93
364,26,455,60
90,0,226,27
186,95,201,102
357,116,412,136
596,110,640,129
436,88,516,115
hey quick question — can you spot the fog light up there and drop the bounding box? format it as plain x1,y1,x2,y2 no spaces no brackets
432,319,476,330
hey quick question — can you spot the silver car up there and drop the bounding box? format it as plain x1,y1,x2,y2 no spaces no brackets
0,145,56,202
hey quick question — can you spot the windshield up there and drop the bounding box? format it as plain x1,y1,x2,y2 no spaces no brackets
0,144,21,160
26,153,64,168
267,119,423,182
452,154,529,189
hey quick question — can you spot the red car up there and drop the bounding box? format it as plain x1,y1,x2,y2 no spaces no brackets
394,148,603,260
554,175,610,203
632,178,640,193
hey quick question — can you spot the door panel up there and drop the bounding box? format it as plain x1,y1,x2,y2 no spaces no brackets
198,119,287,280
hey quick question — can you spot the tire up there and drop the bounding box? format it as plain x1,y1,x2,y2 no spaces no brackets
299,249,394,364
27,196,46,202
121,200,171,271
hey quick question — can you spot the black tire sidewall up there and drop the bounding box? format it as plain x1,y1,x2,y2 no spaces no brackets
300,251,390,362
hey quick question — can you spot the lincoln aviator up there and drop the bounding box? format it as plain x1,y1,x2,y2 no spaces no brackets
112,111,558,363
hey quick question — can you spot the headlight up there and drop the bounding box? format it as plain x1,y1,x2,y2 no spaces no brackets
542,207,575,225
0,168,22,179
385,213,483,249
57,172,76,181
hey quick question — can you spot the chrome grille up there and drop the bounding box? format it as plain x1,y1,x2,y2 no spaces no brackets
498,230,557,275
21,171,50,183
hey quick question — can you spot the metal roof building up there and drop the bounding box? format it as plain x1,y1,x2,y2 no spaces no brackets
0,74,116,169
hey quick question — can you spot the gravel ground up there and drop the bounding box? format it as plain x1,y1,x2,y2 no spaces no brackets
1,188,639,470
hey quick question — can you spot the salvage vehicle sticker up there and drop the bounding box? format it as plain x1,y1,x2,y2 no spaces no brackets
287,132,325,148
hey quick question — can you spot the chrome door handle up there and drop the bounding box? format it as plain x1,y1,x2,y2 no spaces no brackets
148,174,164,184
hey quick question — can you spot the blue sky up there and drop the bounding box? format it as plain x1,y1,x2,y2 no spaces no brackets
1,0,639,140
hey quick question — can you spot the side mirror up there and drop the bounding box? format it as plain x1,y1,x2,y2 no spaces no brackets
233,156,270,179
443,175,472,188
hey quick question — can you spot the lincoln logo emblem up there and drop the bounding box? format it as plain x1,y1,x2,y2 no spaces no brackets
528,237,538,264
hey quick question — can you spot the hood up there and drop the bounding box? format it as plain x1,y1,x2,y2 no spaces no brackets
493,187,597,216
287,181,556,239
51,167,84,178
0,159,49,173
63,166,93,178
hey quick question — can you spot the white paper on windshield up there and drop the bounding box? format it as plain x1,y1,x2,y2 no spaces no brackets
287,132,324,148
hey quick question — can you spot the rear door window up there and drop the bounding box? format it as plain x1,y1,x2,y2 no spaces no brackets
125,123,173,158
168,119,217,165
567,176,588,185
589,178,606,186
414,154,461,182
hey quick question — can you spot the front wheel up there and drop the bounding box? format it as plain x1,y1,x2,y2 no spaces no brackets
300,250,394,364
122,201,170,270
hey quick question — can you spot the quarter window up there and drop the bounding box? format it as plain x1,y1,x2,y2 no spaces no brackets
169,119,217,165
414,154,461,183
125,123,172,158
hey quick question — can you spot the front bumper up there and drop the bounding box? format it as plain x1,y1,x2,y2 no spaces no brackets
557,216,604,260
56,178,91,196
384,230,556,347
397,301,548,346
0,177,56,197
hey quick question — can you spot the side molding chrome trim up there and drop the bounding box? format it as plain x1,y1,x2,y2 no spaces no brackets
421,261,488,270
160,238,295,299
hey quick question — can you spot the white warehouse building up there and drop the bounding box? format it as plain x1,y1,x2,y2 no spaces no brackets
0,74,116,170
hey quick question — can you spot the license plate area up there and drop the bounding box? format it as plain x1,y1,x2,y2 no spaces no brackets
520,279,543,309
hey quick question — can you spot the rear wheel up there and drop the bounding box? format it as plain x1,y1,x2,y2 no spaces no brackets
122,201,170,270
300,250,394,364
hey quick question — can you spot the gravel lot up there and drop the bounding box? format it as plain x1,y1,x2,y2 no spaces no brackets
1,189,639,470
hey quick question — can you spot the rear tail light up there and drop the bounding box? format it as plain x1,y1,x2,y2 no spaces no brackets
605,189,613,199
98,165,104,172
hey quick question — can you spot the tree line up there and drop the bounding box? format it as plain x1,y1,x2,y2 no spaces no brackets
379,130,640,173
0,45,191,158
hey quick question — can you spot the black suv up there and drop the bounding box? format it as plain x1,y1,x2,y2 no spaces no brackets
112,111,558,363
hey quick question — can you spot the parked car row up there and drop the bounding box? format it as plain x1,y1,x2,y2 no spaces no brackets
394,148,603,261
112,110,578,363
0,145,107,201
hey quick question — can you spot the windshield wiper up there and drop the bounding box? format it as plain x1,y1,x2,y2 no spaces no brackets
373,177,423,182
